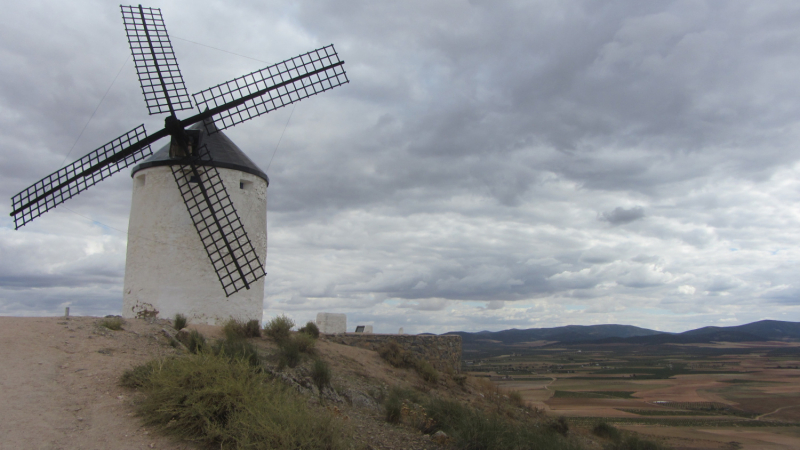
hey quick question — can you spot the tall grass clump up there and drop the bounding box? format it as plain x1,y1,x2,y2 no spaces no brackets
178,329,208,354
276,333,316,369
377,341,439,384
298,321,320,338
422,398,580,450
125,352,351,449
605,435,669,450
264,315,295,344
99,316,124,330
173,313,187,331
592,421,621,441
212,338,261,367
311,358,332,391
223,318,262,340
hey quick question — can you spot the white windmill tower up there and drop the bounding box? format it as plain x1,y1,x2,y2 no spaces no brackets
122,120,269,324
9,5,348,324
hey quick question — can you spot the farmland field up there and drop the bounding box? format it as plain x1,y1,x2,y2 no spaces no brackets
465,340,800,449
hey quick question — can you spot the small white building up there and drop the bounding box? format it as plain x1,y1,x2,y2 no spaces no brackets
122,120,268,325
316,313,347,334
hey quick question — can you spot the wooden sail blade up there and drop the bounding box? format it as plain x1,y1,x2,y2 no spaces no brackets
121,5,192,115
192,44,348,132
171,145,266,297
10,125,153,229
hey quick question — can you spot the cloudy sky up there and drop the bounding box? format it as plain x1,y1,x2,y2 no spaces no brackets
2,0,799,334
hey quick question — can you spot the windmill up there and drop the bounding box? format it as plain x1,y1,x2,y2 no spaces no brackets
9,5,348,323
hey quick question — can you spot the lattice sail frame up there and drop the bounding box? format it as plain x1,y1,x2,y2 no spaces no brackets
171,146,266,296
193,44,348,132
11,125,152,229
121,5,192,115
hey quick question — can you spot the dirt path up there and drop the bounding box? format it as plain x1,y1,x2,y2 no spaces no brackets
0,316,192,450
757,405,800,420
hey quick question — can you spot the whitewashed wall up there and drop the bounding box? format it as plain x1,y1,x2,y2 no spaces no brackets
122,165,267,325
316,312,346,334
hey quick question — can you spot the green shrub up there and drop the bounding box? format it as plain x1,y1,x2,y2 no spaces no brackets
120,360,160,388
424,398,578,450
99,316,123,330
125,352,350,449
298,321,320,338
173,313,187,331
378,341,416,368
508,390,524,407
223,318,262,340
264,315,295,344
311,358,332,391
179,329,208,354
278,339,302,369
548,417,570,436
414,359,439,384
383,386,420,424
213,338,261,367
593,421,621,441
605,435,668,450
293,332,316,354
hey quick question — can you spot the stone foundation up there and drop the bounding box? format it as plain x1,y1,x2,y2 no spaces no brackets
326,334,462,374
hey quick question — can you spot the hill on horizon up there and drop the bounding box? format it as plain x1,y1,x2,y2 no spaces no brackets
446,319,800,346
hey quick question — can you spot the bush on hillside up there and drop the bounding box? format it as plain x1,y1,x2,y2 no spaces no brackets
124,352,350,449
222,318,262,340
99,317,124,331
264,315,295,344
298,321,320,339
173,313,187,331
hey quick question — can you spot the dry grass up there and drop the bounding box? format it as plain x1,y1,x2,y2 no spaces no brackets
123,352,351,449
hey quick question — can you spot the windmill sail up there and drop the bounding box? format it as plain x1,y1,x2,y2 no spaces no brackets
10,125,152,229
121,5,192,115
171,145,266,297
192,44,348,133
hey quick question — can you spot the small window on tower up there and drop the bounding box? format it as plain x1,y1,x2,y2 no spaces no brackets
135,174,146,187
240,180,252,191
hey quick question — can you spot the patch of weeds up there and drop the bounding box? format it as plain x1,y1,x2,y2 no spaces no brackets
222,318,262,340
120,360,160,388
278,339,302,369
508,390,524,408
378,341,416,368
178,329,208,354
264,315,294,344
383,386,421,424
378,341,439,384
213,338,261,368
547,416,570,436
173,313,187,331
424,398,580,450
298,321,320,339
293,332,316,354
311,358,332,391
99,316,123,330
277,333,316,369
593,421,621,441
604,435,669,450
124,352,351,449
415,359,439,384
453,374,467,387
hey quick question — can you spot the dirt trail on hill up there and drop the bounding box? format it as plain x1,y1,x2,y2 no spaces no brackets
0,316,192,450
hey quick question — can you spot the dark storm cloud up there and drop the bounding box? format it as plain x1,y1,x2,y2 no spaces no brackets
599,206,646,225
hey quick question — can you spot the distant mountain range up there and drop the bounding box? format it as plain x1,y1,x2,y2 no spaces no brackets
446,320,800,346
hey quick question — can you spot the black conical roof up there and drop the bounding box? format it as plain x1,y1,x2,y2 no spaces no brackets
131,120,269,185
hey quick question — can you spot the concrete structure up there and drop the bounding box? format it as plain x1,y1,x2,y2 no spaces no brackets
122,120,268,325
316,312,346,334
